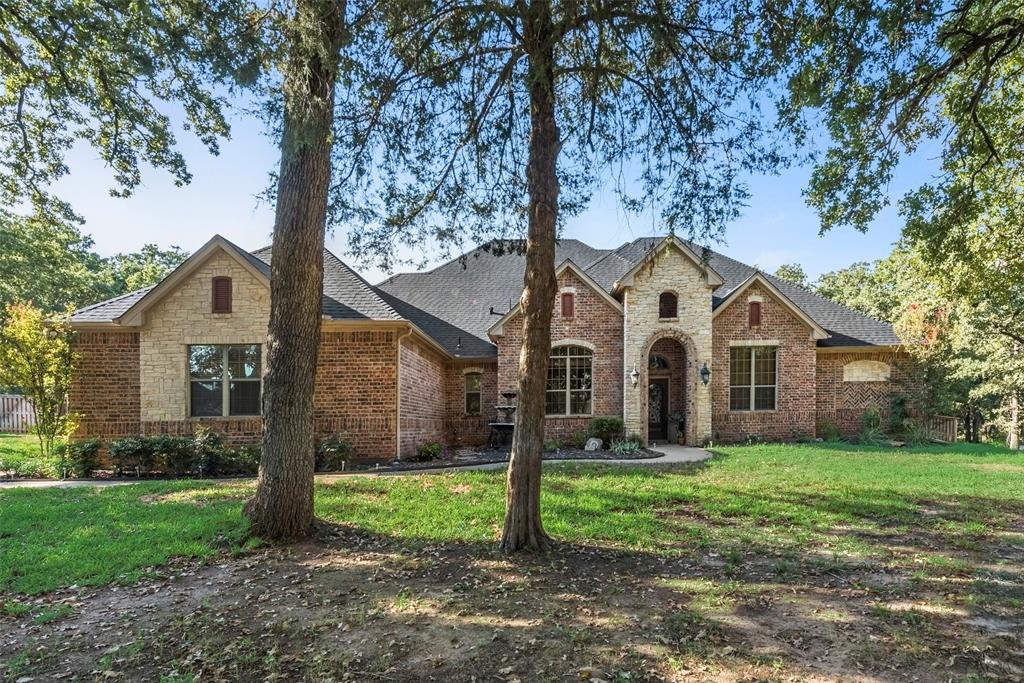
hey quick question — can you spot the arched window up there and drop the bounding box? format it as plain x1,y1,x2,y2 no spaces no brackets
658,292,678,319
546,345,592,416
649,354,670,370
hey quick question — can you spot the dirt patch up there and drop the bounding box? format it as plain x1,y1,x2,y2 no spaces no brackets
2,527,1020,682
968,462,1024,474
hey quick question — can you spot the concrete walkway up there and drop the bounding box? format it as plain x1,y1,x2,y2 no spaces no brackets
0,444,711,490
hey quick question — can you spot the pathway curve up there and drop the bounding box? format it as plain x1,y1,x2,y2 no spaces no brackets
0,444,711,490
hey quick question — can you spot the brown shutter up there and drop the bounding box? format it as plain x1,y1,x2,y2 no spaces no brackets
748,301,761,327
561,292,574,318
212,277,232,313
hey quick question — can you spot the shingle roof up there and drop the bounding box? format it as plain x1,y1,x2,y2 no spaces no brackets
584,237,900,347
376,239,610,355
72,234,898,353
251,246,402,321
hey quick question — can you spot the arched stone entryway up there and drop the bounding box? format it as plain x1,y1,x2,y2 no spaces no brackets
638,330,698,446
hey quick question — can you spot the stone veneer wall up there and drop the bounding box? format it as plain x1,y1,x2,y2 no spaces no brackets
649,337,688,434
621,244,713,444
445,360,498,447
816,350,918,438
139,251,270,423
70,331,141,440
494,268,623,441
711,282,818,443
398,335,447,456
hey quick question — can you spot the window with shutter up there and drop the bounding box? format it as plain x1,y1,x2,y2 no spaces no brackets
212,277,232,313
748,301,761,327
560,292,574,318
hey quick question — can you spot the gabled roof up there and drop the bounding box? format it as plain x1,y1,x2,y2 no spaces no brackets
712,272,829,340
487,259,624,337
116,235,271,326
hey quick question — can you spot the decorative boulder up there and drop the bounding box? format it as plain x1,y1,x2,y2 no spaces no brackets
584,437,603,451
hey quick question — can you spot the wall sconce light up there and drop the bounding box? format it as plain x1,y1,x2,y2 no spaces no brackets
629,363,640,388
700,362,711,386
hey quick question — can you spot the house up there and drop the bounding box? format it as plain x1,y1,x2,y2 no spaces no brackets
69,234,914,458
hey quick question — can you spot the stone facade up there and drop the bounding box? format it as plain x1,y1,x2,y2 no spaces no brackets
139,251,270,423
621,244,713,444
493,268,623,441
711,282,818,443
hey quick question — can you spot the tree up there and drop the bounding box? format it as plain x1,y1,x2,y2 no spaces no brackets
332,1,803,551
107,244,190,292
0,211,111,314
773,263,808,287
0,303,77,459
243,0,347,539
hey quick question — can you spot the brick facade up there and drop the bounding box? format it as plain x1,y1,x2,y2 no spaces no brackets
816,350,918,438
711,283,818,443
444,360,498,447
494,268,623,442
399,335,447,455
70,331,141,440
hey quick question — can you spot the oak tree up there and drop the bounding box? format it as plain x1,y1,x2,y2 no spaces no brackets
334,0,803,551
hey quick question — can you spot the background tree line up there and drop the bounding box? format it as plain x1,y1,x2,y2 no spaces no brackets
0,210,188,315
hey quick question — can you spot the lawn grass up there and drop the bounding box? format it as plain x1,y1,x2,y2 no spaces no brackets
1,441,1020,596
0,433,55,478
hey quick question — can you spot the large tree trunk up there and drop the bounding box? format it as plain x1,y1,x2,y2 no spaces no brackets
1009,391,1020,451
500,0,558,554
244,0,344,540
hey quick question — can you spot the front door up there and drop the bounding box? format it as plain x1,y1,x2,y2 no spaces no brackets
648,378,669,441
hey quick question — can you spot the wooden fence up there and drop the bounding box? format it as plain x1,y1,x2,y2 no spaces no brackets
0,394,35,433
926,415,958,443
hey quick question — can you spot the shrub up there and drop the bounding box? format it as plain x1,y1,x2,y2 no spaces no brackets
857,408,887,446
56,439,101,478
316,433,354,472
610,435,644,455
543,438,562,452
219,445,260,475
108,437,158,476
817,419,842,442
412,441,444,462
191,427,227,476
149,435,194,476
587,416,624,444
569,431,588,449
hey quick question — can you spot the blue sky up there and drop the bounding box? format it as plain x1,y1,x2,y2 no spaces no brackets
53,105,936,285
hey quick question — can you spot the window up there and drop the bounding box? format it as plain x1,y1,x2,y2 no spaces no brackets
189,344,261,417
465,372,482,415
212,277,232,313
748,301,761,327
649,354,670,370
729,346,776,411
659,292,678,318
546,345,592,416
560,292,575,318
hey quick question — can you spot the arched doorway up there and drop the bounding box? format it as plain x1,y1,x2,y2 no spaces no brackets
640,331,698,446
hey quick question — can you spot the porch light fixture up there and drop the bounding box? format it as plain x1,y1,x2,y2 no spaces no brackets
700,362,711,386
629,363,640,388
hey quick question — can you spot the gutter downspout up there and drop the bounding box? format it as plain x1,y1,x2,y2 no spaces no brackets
394,326,414,462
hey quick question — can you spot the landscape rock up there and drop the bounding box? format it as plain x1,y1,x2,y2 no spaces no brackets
584,438,602,451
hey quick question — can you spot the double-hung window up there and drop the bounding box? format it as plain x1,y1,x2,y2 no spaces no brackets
546,345,593,416
189,344,262,417
729,346,777,411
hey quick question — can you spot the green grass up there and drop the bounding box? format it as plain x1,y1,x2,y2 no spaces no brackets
0,433,55,478
1,441,1020,596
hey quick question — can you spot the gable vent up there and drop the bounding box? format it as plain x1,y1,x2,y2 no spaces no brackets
212,277,232,314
